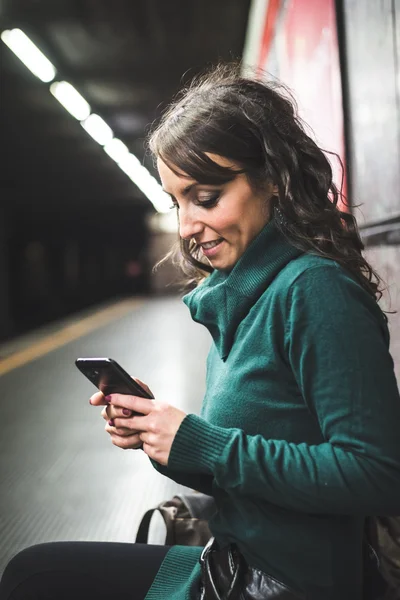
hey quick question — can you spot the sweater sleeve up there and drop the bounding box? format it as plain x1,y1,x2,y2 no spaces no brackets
149,458,215,496
167,265,400,514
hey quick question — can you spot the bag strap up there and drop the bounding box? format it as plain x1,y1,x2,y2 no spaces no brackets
135,505,177,545
135,508,157,544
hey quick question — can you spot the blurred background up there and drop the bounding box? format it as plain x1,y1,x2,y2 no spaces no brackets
0,0,399,578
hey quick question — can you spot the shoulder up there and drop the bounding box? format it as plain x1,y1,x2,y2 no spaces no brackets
274,253,345,289
277,253,388,339
269,253,348,306
274,252,368,301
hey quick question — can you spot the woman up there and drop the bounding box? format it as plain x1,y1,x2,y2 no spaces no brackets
1,63,399,600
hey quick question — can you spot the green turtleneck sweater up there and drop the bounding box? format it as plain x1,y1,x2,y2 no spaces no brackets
145,220,400,600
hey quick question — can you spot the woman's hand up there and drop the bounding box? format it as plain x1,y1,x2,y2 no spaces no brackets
90,377,150,451
89,378,187,465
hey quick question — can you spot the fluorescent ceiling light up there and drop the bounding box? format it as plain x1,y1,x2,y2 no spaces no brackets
1,27,168,214
118,153,142,177
104,138,129,163
131,170,170,213
149,189,174,214
50,81,91,121
118,154,170,213
81,114,113,145
1,28,56,82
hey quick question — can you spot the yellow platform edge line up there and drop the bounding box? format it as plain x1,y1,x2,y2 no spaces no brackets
0,299,143,376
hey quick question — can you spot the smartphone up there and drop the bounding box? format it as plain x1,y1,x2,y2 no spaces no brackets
75,357,154,400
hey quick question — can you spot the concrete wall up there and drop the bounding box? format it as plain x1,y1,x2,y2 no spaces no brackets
366,246,400,384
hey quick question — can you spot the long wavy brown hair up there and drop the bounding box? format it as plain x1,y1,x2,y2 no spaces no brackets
148,62,385,304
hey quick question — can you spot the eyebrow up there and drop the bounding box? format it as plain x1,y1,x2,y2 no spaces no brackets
162,183,197,197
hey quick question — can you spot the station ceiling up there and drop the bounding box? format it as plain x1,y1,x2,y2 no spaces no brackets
0,0,251,219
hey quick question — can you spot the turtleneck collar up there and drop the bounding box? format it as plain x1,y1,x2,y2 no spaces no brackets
183,219,303,360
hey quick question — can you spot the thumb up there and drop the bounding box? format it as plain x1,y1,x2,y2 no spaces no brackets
89,391,107,406
132,376,154,399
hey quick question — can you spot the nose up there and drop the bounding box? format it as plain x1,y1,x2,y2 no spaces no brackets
178,204,204,240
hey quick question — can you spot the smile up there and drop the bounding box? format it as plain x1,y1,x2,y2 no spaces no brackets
201,239,222,249
200,238,224,257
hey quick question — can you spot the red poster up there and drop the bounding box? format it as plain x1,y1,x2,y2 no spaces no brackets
258,0,347,204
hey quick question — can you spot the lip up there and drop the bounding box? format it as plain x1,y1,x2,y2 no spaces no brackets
200,239,224,258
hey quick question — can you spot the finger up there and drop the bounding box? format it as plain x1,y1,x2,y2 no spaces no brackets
103,407,139,428
101,405,133,422
113,415,143,430
138,431,151,444
106,406,134,419
132,377,154,399
89,391,107,406
105,421,138,437
101,406,130,423
110,432,143,450
106,394,154,415
111,427,136,437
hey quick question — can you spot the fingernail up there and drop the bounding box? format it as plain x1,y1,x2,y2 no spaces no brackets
122,408,131,416
105,395,112,403
108,419,114,426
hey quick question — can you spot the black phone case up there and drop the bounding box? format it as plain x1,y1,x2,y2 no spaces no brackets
75,358,154,399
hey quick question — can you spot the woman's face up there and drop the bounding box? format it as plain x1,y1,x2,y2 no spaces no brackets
157,154,274,271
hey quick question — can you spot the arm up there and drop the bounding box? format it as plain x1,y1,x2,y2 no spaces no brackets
149,458,214,496
166,265,400,514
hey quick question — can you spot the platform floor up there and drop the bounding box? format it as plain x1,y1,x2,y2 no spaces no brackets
0,296,211,575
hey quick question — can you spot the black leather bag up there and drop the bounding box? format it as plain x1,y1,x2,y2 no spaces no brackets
365,517,400,599
199,532,399,600
198,537,304,600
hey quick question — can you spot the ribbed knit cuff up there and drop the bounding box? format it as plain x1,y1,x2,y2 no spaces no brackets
168,413,232,474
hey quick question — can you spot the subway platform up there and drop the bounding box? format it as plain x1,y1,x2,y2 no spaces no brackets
0,296,211,576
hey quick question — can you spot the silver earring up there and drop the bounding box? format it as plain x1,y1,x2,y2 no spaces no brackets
274,206,288,226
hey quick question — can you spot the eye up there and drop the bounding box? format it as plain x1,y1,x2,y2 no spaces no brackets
197,193,220,208
169,200,179,210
